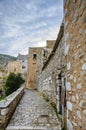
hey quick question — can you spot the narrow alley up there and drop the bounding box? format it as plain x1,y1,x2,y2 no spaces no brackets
6,90,61,130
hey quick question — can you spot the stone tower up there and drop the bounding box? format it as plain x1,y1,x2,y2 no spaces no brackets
27,47,43,89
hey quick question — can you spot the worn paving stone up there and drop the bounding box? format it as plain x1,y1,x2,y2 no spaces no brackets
6,89,61,130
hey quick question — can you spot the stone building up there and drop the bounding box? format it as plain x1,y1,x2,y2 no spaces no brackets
5,61,22,75
37,0,86,130
0,61,23,96
26,47,43,89
42,40,55,64
17,53,28,78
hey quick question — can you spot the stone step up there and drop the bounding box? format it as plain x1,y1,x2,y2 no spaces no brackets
6,126,61,130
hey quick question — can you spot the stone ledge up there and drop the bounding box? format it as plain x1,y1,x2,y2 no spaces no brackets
0,85,24,130
0,86,24,108
6,126,61,130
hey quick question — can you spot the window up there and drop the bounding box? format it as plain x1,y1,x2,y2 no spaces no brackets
14,68,16,72
43,49,47,57
33,54,37,59
22,66,26,69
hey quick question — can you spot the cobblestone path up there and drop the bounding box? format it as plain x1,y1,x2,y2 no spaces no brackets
6,90,61,130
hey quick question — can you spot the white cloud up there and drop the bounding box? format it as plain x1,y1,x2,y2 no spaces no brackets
26,3,37,12
40,6,60,17
36,41,46,47
0,23,22,38
0,0,63,56
48,26,60,39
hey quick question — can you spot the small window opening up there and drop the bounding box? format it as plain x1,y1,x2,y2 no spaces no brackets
43,49,47,57
43,50,46,57
33,54,37,59
14,68,16,72
22,66,26,69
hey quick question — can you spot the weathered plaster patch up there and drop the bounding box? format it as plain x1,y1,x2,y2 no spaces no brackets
67,119,73,130
79,100,83,107
82,63,86,70
66,82,71,91
67,109,69,118
64,9,68,17
65,32,69,41
49,77,51,80
77,111,82,119
72,121,77,127
72,96,75,102
67,101,72,111
65,44,69,55
83,110,86,116
67,62,71,70
74,77,76,82
56,95,59,100
77,83,82,89
75,52,78,60
70,75,73,80
65,20,68,29
76,94,79,100
83,92,86,99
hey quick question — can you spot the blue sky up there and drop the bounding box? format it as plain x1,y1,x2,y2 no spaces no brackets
0,0,63,56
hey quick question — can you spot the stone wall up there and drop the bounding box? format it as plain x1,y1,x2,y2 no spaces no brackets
37,24,65,105
64,0,86,130
0,86,24,130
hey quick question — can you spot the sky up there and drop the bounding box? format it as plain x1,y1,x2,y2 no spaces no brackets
0,0,63,56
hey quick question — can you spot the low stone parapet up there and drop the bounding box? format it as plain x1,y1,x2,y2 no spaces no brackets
0,86,24,130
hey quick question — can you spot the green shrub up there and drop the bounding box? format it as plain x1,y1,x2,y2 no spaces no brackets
0,96,4,101
5,72,25,96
